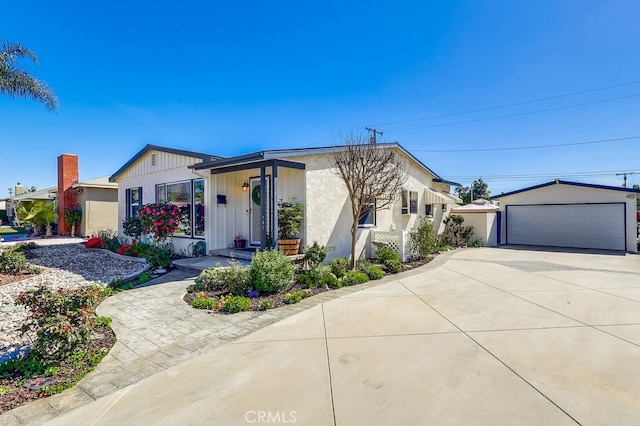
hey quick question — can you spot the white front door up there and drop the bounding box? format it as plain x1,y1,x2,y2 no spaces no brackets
249,177,270,246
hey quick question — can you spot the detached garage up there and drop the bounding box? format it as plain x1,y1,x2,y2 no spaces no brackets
492,180,640,252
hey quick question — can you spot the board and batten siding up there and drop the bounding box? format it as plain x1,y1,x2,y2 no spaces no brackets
112,150,208,254
115,151,204,181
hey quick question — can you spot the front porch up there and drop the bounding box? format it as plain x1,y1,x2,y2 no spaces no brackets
193,156,307,253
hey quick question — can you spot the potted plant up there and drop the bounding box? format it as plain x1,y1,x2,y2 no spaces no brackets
234,233,247,249
64,208,82,237
277,199,304,255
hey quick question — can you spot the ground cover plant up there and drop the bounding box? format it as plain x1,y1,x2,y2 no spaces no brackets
0,285,115,414
0,244,40,286
183,242,430,313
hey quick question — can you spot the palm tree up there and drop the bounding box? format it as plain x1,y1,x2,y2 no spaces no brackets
0,41,58,111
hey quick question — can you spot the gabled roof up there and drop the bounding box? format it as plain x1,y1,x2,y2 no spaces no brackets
491,179,640,199
109,144,222,182
192,142,459,186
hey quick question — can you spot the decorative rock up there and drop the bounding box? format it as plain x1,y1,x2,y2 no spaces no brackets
0,243,147,359
154,268,167,274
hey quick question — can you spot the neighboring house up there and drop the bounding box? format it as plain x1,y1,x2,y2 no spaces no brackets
71,176,118,237
110,143,461,259
450,199,500,246
2,155,119,237
491,179,640,252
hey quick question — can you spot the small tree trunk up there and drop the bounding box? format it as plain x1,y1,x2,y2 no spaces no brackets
350,220,358,270
46,225,52,238
71,224,75,238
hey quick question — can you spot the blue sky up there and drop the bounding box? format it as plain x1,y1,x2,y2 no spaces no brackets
1,0,639,196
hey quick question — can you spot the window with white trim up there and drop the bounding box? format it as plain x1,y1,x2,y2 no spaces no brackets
358,200,376,227
126,187,142,218
401,189,418,215
155,179,205,238
425,204,433,217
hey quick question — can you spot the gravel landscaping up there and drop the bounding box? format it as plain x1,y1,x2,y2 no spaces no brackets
0,243,147,358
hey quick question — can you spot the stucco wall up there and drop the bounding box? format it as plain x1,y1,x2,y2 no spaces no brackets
79,187,118,237
455,212,498,246
287,151,453,260
113,150,208,254
496,183,638,252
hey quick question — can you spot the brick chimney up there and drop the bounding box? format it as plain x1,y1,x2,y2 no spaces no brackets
57,154,79,236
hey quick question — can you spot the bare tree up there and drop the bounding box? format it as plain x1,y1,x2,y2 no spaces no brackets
332,132,408,269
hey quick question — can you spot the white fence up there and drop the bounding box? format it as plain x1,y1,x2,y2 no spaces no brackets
371,230,410,262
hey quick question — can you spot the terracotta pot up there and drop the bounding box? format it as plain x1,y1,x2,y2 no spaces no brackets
278,238,301,255
234,239,247,249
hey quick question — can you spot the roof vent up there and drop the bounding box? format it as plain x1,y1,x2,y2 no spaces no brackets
151,153,156,167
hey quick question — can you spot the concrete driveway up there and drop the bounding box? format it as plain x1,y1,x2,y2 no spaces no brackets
44,247,640,425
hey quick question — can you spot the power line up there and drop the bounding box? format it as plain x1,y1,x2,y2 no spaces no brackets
445,169,640,181
408,136,640,153
369,79,640,127
382,94,639,133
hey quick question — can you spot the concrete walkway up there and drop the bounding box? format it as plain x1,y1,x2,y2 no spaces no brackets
5,247,640,425
1,251,426,425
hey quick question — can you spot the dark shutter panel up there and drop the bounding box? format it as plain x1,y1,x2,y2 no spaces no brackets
125,189,131,218
138,187,143,208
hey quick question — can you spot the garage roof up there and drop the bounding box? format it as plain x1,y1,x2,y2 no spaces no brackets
491,179,640,200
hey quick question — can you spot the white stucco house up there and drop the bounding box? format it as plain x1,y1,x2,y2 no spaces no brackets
109,143,461,260
491,179,640,252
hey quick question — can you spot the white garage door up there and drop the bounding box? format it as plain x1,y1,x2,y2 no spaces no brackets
506,203,625,250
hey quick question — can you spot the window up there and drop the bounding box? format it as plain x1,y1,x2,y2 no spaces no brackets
425,204,433,217
401,190,418,214
156,184,166,204
126,187,142,218
358,200,376,227
193,179,205,237
442,204,447,211
155,179,205,238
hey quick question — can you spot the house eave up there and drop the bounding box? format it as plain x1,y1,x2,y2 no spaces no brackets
491,179,640,200
110,144,222,182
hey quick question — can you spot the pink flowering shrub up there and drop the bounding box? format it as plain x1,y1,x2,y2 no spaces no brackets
138,203,181,242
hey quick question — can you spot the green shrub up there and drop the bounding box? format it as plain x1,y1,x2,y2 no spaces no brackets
303,242,327,268
186,281,207,293
222,295,251,313
0,249,39,275
195,260,250,295
408,218,437,260
258,300,273,311
108,279,135,292
375,246,403,273
297,267,322,288
284,290,311,304
10,242,39,253
137,270,152,284
358,262,384,280
439,214,473,246
95,316,112,328
190,296,218,310
122,217,144,239
468,239,485,248
196,266,227,292
96,228,122,252
16,285,102,360
330,257,349,278
342,271,369,286
321,273,341,289
250,249,294,293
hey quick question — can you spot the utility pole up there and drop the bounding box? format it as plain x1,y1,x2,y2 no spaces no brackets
616,172,636,188
364,127,383,144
